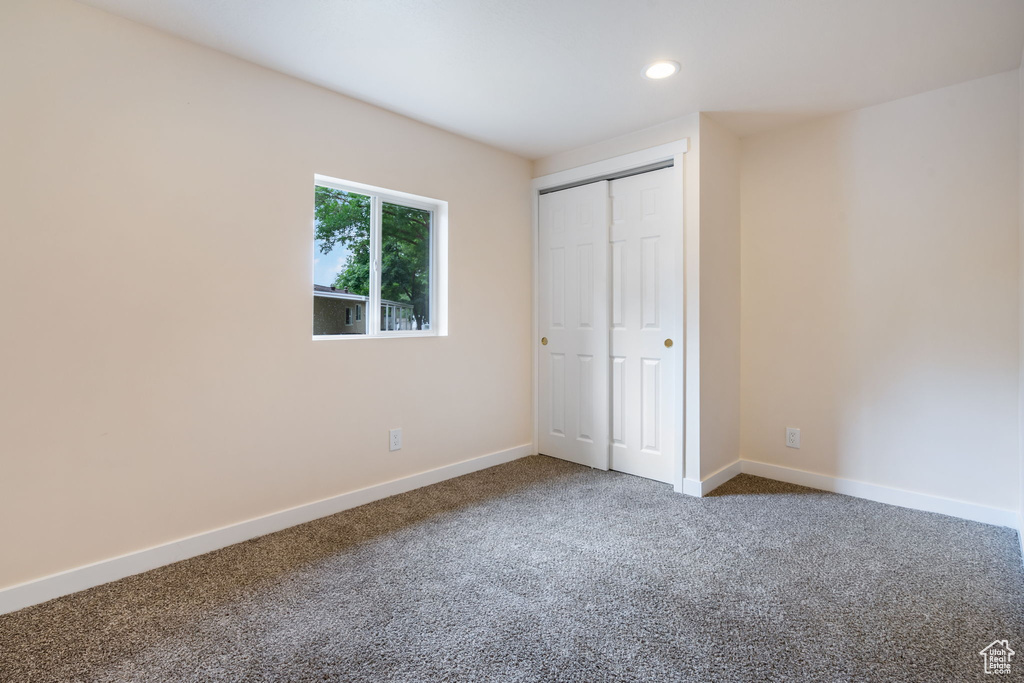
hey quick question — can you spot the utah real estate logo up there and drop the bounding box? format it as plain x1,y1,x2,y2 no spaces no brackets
980,640,1014,675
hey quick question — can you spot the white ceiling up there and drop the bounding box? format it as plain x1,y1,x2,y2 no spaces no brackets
78,0,1024,159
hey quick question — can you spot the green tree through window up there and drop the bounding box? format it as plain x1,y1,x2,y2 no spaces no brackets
314,187,431,329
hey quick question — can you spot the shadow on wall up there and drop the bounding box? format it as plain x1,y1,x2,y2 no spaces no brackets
738,75,1018,509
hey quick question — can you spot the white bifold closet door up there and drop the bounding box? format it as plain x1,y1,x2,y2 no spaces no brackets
538,181,610,470
538,167,678,484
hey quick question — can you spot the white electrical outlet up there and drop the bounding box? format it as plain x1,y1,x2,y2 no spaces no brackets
786,427,800,449
389,428,402,452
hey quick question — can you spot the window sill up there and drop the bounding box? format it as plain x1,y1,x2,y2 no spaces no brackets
312,332,443,341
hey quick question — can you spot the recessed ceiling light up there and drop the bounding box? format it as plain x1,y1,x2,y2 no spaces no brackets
643,60,680,80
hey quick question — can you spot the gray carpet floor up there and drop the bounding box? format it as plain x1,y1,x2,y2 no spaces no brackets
1,455,1023,682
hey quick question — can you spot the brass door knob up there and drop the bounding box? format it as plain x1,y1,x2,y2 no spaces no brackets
541,337,548,345
664,339,673,348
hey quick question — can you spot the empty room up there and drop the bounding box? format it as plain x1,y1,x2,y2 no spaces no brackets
2,0,1023,680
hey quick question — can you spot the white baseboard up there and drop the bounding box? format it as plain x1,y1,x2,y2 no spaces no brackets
741,459,1017,528
0,444,533,616
699,460,743,495
682,459,743,497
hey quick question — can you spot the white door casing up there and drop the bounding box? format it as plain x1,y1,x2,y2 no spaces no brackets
537,181,610,469
608,168,679,483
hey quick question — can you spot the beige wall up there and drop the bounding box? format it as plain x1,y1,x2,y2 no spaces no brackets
741,71,1020,510
532,115,699,179
0,0,533,590
696,115,741,478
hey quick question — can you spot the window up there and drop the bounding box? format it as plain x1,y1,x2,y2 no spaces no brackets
312,175,446,338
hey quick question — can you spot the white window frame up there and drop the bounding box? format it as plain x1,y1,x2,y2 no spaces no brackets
313,174,448,340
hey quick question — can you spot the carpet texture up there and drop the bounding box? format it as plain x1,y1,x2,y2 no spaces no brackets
1,456,1022,682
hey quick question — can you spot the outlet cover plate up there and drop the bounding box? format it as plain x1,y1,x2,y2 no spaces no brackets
389,428,402,451
786,427,800,449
